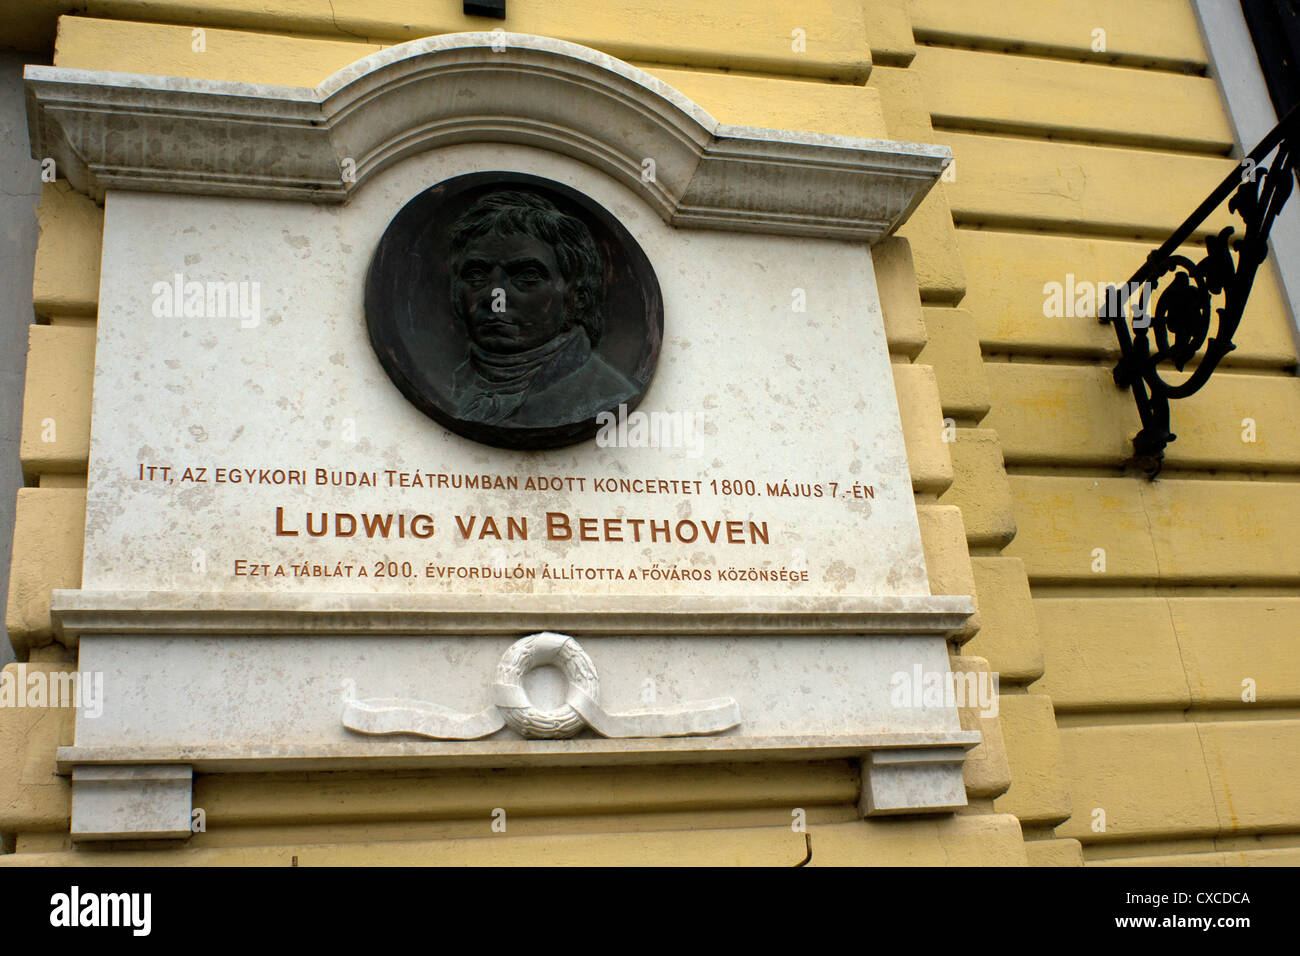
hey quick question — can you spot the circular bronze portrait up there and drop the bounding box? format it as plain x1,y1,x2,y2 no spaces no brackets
365,173,663,450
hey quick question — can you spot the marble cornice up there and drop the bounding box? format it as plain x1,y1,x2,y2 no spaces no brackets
25,32,949,242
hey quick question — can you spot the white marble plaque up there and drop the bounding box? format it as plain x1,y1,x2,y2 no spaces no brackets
86,144,926,599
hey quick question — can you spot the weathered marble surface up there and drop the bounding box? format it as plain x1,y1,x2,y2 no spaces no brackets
86,144,927,599
70,765,192,842
72,631,963,748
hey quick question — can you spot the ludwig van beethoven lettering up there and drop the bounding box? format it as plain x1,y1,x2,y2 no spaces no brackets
272,507,769,544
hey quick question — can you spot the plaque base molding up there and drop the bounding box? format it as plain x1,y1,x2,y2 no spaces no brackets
52,589,979,840
59,734,978,841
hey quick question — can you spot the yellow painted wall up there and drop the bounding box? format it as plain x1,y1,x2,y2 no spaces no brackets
903,0,1300,868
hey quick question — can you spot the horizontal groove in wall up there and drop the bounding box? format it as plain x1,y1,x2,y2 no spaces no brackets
1055,708,1300,727
952,222,1296,276
951,213,1213,246
626,60,863,85
918,294,966,308
937,122,1228,154
951,213,1211,244
1028,583,1300,599
955,221,1162,241
981,354,1300,379
931,117,1230,158
1082,831,1300,860
1005,465,1300,482
870,53,915,69
979,343,1295,373
1029,573,1300,589
912,35,1206,76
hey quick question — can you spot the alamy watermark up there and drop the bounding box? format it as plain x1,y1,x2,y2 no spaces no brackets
595,402,705,457
49,887,150,936
151,273,261,328
890,664,999,718
1043,274,1153,325
0,664,103,718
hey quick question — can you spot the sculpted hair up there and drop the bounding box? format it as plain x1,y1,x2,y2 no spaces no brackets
449,191,606,344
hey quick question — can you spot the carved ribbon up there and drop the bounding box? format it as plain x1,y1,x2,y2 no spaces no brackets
342,632,741,740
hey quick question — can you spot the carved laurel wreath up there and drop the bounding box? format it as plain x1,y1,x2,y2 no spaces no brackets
494,633,599,738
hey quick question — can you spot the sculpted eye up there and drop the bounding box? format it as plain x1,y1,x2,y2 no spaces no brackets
460,266,489,285
512,267,544,284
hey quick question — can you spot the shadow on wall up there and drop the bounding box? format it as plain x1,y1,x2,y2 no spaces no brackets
0,50,47,669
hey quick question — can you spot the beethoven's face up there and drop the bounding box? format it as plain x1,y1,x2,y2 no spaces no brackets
454,233,570,354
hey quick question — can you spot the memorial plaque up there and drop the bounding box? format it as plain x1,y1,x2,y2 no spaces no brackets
28,33,977,838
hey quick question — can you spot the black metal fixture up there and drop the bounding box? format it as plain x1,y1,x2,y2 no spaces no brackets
1100,103,1299,478
464,0,506,19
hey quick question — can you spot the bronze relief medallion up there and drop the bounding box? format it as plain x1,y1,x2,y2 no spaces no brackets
365,172,664,449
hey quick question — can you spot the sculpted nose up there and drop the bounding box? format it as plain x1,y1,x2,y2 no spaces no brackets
478,267,509,299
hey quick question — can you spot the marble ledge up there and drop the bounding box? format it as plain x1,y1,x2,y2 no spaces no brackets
50,589,975,641
56,730,983,775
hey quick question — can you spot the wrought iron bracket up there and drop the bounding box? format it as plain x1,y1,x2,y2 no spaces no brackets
1100,104,1299,478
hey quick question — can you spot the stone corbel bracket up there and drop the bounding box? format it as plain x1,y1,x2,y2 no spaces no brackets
24,32,950,242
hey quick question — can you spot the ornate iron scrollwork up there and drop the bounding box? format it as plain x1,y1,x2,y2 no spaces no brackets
1101,104,1299,478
